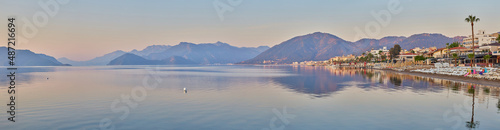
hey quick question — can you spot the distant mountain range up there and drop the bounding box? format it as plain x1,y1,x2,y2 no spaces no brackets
240,32,466,64
0,47,69,66
58,45,173,66
59,42,269,66
108,53,196,65
5,31,488,66
58,50,126,66
145,42,270,64
130,45,172,57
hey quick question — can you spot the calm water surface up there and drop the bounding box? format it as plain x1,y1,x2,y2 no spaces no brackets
0,65,499,130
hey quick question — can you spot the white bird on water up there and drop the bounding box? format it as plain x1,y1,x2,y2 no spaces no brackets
183,88,186,91
183,88,187,93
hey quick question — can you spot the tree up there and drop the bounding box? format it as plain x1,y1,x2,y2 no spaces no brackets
414,55,426,61
446,43,450,48
468,53,475,66
389,44,401,60
381,55,387,61
452,53,459,65
449,42,460,49
465,15,480,68
366,53,374,62
484,55,491,65
389,48,394,59
378,51,383,61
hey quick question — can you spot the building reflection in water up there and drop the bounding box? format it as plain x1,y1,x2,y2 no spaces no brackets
268,65,500,100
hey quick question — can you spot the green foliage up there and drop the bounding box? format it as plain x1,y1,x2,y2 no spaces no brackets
465,15,480,23
484,55,492,63
483,88,490,93
484,55,491,60
389,44,401,60
468,53,475,59
366,53,374,62
359,56,370,62
414,55,426,61
447,42,460,49
467,88,475,94
452,53,459,64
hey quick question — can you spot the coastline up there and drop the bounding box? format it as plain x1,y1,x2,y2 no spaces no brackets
383,69,500,87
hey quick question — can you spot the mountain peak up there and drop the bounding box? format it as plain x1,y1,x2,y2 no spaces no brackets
179,42,195,45
303,32,343,41
214,41,229,46
409,33,446,37
241,32,353,64
242,31,465,64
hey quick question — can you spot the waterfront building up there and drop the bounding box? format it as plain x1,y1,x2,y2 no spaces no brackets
463,30,497,47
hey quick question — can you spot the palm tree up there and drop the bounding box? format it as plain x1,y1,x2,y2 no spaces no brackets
452,53,459,65
465,15,480,68
468,53,475,66
484,55,491,67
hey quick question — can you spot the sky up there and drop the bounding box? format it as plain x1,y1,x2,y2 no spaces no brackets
1,0,499,61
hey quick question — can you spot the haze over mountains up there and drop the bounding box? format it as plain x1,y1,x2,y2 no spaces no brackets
241,32,466,64
58,42,269,65
0,47,68,66
3,31,484,66
145,42,269,64
107,53,196,65
59,50,127,66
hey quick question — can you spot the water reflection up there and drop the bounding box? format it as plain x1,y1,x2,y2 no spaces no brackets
498,99,500,113
0,67,56,85
466,86,479,129
269,66,500,99
0,65,498,129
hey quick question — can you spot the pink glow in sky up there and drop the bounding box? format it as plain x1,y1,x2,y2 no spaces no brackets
1,0,499,61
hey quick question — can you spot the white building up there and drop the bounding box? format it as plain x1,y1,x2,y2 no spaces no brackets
463,30,497,47
369,47,389,57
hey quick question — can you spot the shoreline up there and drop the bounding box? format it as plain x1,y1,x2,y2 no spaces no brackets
383,69,500,87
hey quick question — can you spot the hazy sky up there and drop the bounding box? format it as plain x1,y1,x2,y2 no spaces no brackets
1,0,499,61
